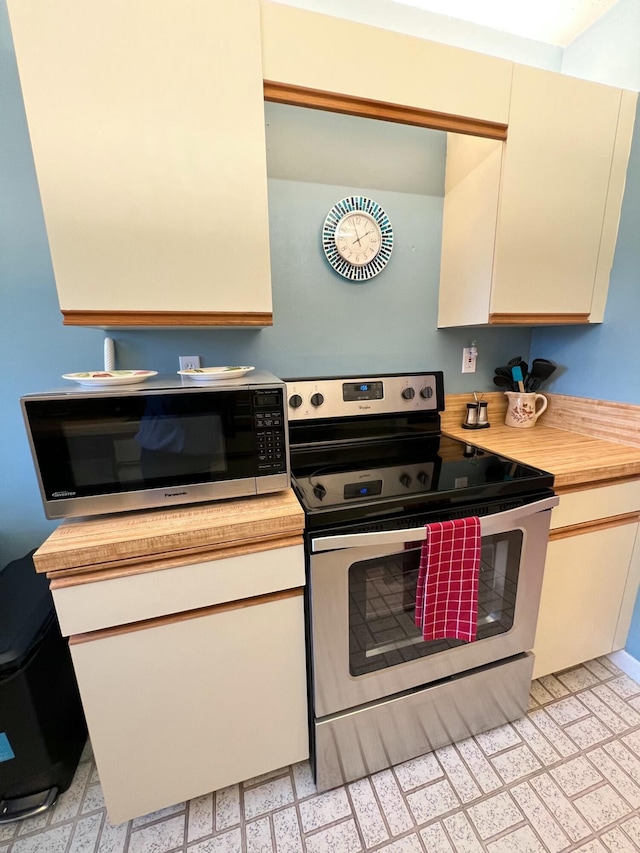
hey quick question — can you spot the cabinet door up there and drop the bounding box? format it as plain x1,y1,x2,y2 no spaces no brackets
69,590,309,825
438,135,503,327
7,0,272,326
261,2,513,124
533,522,639,678
491,65,623,322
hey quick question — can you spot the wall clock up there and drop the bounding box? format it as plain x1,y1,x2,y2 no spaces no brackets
322,196,394,281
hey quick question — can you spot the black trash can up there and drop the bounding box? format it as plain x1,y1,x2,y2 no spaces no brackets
0,551,87,823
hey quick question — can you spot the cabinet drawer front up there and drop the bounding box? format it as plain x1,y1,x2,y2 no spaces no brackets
53,544,304,636
552,481,640,529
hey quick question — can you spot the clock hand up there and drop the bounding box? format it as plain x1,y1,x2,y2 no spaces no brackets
351,228,375,249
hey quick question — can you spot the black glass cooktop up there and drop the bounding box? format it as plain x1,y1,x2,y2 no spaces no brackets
289,434,554,529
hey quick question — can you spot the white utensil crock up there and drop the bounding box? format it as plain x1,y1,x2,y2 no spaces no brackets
504,391,548,429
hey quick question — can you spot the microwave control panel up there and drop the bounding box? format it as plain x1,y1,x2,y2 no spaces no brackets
253,389,287,474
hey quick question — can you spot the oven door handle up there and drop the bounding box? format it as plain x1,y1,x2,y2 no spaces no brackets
310,494,559,553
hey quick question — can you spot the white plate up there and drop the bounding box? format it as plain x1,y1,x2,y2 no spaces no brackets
62,370,158,386
177,366,255,381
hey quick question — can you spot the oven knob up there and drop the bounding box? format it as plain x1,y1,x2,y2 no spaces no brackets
399,473,412,488
417,470,430,486
289,394,303,409
420,386,433,399
310,392,325,407
401,387,415,400
313,483,327,500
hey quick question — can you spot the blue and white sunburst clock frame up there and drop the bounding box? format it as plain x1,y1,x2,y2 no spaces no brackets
322,196,394,281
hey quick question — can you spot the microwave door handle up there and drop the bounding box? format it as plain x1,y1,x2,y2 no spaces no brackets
310,494,559,553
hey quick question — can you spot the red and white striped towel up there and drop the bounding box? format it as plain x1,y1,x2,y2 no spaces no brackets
414,517,481,643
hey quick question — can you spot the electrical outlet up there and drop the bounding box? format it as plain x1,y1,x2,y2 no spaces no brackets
179,356,201,371
462,347,477,374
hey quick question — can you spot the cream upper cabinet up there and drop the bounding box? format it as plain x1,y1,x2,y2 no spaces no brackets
7,0,273,328
439,66,637,327
260,1,513,125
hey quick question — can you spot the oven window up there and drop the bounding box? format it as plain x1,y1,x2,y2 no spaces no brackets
348,531,523,676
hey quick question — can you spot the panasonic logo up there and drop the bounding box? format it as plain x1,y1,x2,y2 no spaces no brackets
52,490,76,498
165,491,188,498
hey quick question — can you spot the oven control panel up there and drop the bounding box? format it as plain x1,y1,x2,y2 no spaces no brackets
285,372,442,421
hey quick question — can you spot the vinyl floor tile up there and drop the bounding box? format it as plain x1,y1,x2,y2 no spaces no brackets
5,656,640,853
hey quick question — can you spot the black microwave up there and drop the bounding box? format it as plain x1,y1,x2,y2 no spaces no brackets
21,371,290,519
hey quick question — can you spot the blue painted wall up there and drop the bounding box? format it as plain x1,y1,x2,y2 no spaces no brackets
0,1,532,566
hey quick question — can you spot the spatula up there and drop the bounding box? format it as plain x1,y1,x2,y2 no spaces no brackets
511,365,525,393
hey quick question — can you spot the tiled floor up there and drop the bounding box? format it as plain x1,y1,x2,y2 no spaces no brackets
4,657,640,852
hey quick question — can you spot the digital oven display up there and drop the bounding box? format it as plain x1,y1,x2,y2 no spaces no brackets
342,382,383,402
344,480,383,499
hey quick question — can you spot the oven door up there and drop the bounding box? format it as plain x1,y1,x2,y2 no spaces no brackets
309,496,558,718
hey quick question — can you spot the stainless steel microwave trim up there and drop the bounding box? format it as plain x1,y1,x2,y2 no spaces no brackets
32,473,290,520
20,370,284,400
310,495,559,552
314,653,534,792
309,498,555,719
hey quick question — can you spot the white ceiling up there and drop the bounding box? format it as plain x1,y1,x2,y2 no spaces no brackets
393,0,620,46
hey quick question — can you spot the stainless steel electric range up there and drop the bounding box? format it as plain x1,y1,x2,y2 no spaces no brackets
285,371,558,792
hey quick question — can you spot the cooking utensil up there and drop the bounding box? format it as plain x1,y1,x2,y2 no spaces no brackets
511,365,525,392
495,366,514,380
527,359,556,389
493,375,513,390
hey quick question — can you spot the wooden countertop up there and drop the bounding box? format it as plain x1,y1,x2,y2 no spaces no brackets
34,488,305,577
443,421,640,490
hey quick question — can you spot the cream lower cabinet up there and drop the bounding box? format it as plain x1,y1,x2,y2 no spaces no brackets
7,0,272,327
533,481,640,678
70,589,308,825
438,67,637,327
46,537,309,826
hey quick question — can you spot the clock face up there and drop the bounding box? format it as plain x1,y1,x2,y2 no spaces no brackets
335,212,382,267
323,197,393,281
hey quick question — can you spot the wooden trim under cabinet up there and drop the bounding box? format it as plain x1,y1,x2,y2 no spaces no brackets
550,512,640,541
489,313,590,325
264,80,508,140
69,587,304,645
61,310,273,328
